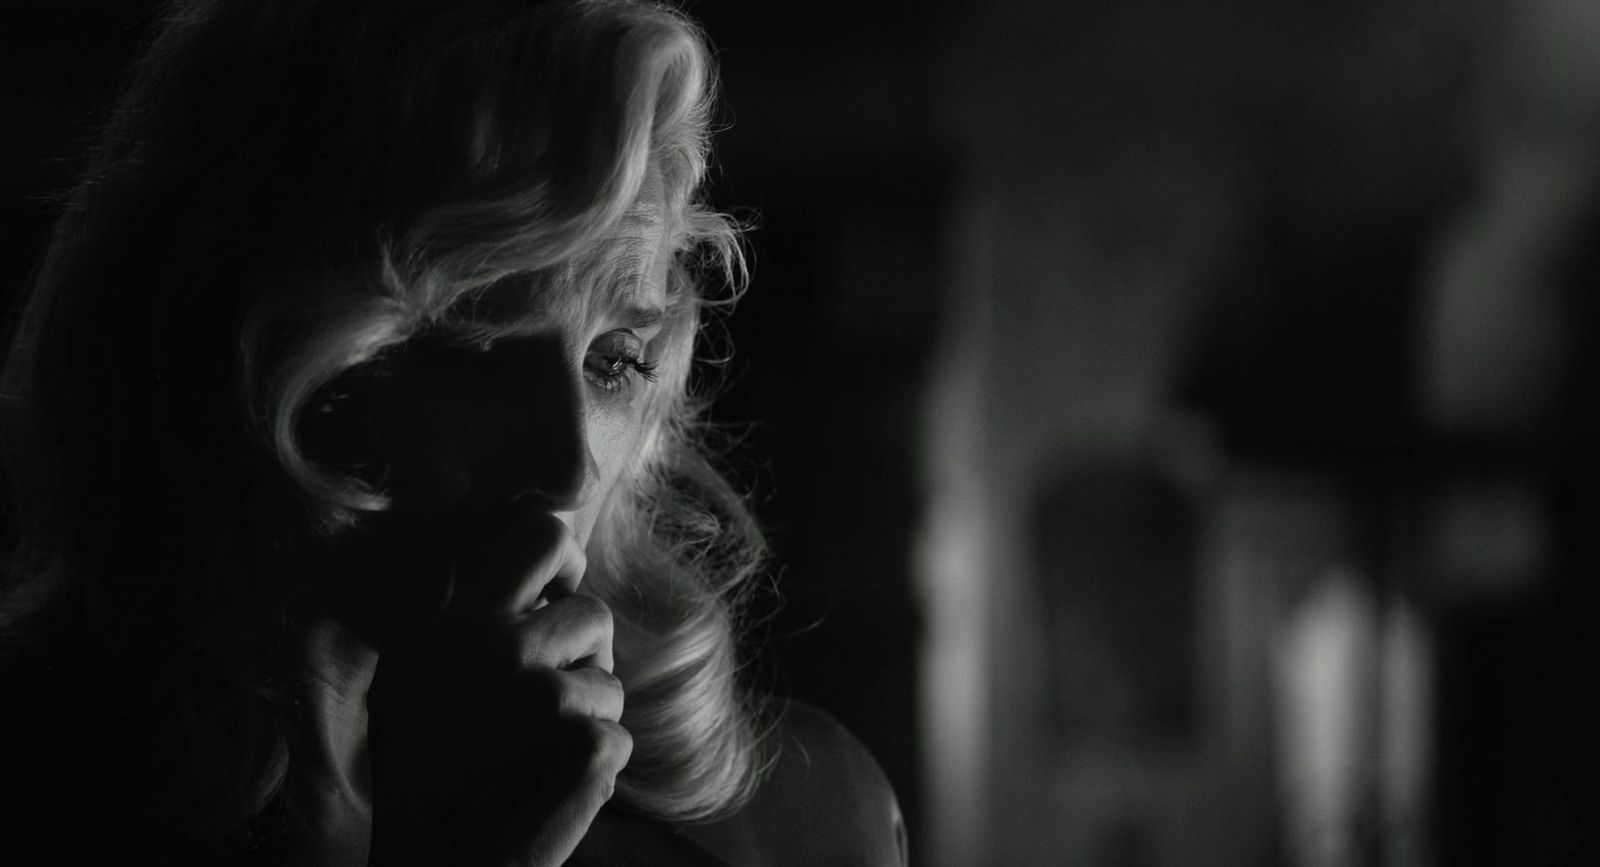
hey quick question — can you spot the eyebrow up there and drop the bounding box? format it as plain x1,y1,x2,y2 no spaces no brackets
618,303,666,331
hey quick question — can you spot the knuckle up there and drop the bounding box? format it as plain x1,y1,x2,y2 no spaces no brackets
523,664,563,702
514,629,551,671
578,718,608,756
550,672,585,717
614,723,635,765
601,721,633,769
568,593,611,629
576,719,631,769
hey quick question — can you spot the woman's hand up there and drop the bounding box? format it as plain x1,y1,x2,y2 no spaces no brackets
366,506,632,867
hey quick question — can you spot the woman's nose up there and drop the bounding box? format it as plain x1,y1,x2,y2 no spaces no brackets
465,335,598,513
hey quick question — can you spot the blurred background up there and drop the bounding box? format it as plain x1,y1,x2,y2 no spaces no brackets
3,1,1597,865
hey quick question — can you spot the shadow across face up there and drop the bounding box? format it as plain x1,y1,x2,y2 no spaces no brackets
300,330,595,641
304,332,592,514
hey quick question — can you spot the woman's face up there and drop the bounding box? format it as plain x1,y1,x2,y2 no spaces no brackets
314,189,674,565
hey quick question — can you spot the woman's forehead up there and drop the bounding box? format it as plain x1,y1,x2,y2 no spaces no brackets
449,171,677,335
575,191,671,313
487,198,673,333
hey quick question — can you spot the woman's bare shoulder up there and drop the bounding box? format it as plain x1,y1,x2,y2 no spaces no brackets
684,700,908,867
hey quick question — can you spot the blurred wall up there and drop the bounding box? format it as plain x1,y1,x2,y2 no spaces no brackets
918,1,1600,865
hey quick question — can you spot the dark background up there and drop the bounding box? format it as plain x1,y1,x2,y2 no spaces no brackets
4,2,1597,865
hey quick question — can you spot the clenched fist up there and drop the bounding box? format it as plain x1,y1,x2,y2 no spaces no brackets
366,506,631,866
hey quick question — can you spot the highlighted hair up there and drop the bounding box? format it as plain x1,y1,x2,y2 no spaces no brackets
2,0,766,836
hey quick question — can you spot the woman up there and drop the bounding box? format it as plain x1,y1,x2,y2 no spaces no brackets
0,0,905,864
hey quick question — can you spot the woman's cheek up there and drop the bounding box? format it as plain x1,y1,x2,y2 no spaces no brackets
575,399,648,545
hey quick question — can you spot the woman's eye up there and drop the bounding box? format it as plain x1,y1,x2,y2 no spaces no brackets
584,330,658,393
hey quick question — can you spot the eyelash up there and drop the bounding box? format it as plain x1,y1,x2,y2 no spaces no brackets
583,337,658,394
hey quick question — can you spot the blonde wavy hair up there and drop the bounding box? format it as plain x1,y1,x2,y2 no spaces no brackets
0,0,766,840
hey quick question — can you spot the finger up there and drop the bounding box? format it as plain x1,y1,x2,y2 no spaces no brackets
514,719,633,865
532,666,625,723
513,593,615,673
581,718,634,790
450,506,586,620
